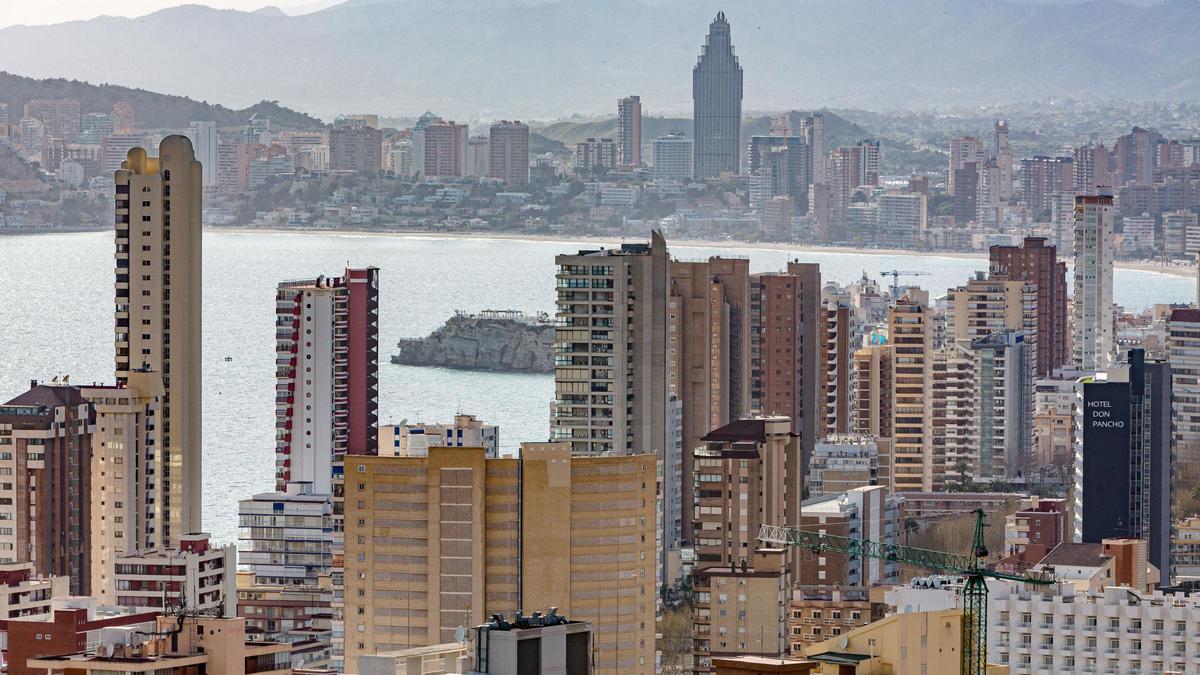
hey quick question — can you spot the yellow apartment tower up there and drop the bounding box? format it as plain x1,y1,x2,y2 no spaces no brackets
343,443,656,674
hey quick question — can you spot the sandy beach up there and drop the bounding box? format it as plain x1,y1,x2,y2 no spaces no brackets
207,226,1200,280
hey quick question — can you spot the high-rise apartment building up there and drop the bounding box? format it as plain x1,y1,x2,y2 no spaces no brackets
652,133,693,180
114,136,202,546
948,136,984,197
23,98,81,139
1074,349,1172,577
1114,126,1162,186
989,237,1069,376
1074,143,1113,193
760,195,794,240
993,120,1013,202
692,12,743,178
0,384,93,594
944,272,1038,349
799,113,825,185
750,262,821,472
747,135,808,205
1072,195,1115,371
1020,155,1074,215
186,121,219,188
692,417,799,574
465,136,490,178
330,124,382,173
819,301,852,437
617,95,642,167
888,293,935,491
932,344,974,487
573,137,618,173
971,330,1035,481
275,267,380,492
342,444,656,674
876,192,927,249
1167,308,1200,472
487,120,529,185
421,120,467,178
552,234,669,456
853,344,894,442
82,375,163,604
669,258,750,542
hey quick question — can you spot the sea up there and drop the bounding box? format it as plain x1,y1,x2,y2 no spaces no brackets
2,230,1196,545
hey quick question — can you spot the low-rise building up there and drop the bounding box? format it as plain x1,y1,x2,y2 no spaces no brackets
468,612,592,675
808,436,880,497
787,586,884,654
1003,497,1068,566
0,562,68,620
989,580,1200,674
692,549,790,673
6,600,159,675
802,608,970,673
113,533,236,617
796,486,902,586
25,615,291,675
378,414,499,458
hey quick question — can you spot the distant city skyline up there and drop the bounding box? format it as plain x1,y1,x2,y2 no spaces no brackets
0,0,336,28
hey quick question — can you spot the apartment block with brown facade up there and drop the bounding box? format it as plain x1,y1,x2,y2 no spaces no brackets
0,383,93,595
787,586,885,654
989,237,1069,376
343,444,656,675
669,256,751,543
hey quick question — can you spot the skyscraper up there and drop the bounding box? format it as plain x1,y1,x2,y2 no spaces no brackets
330,123,382,173
186,121,218,188
422,120,468,178
668,257,751,542
617,95,642,167
275,268,379,491
888,292,935,491
948,136,984,197
114,136,203,545
1073,195,1115,371
488,120,529,185
750,262,821,475
692,12,743,178
552,233,669,456
1074,349,1171,575
989,237,1069,376
652,133,693,180
993,120,1013,202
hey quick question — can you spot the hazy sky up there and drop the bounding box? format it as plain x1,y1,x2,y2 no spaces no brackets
0,0,338,28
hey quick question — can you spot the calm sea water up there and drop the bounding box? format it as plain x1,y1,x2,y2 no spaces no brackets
1,231,1195,544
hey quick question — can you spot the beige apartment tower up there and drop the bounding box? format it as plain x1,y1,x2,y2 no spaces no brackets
114,135,202,544
552,233,669,456
887,293,934,491
343,444,656,675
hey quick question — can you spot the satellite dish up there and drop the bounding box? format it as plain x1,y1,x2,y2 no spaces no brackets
454,626,466,643
839,637,849,650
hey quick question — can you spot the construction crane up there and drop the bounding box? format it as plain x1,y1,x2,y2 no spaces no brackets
758,509,1053,675
880,269,930,299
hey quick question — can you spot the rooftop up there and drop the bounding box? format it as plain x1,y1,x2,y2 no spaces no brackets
1039,542,1111,568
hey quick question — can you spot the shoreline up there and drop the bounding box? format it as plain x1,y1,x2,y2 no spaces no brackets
13,225,1198,280
206,226,1200,280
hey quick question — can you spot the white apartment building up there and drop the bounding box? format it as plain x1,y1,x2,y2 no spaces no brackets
0,562,68,619
652,134,694,181
113,533,236,617
990,581,1200,675
238,482,333,587
378,414,499,458
1072,195,1115,371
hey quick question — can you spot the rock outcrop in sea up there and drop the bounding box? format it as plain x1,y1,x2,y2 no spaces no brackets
390,310,554,374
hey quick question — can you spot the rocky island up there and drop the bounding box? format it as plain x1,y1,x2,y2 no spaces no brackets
391,310,554,373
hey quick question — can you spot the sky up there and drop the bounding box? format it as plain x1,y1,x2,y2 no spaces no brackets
0,0,340,28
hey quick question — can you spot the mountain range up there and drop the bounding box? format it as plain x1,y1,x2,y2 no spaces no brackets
0,0,1198,120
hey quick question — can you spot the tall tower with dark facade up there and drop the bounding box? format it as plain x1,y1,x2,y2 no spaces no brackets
692,12,743,179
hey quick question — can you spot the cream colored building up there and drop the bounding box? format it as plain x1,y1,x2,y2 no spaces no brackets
692,549,790,672
378,414,499,458
944,272,1038,348
343,443,655,675
81,373,163,605
114,135,203,544
887,293,935,491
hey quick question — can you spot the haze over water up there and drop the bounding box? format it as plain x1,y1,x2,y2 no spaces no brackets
2,231,1194,544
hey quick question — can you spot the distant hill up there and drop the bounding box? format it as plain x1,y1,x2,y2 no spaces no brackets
0,0,1198,119
0,71,325,131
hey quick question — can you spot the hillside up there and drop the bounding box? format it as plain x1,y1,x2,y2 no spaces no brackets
0,0,1198,118
0,71,325,131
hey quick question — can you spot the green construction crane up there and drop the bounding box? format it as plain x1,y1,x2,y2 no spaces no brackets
758,508,1054,675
